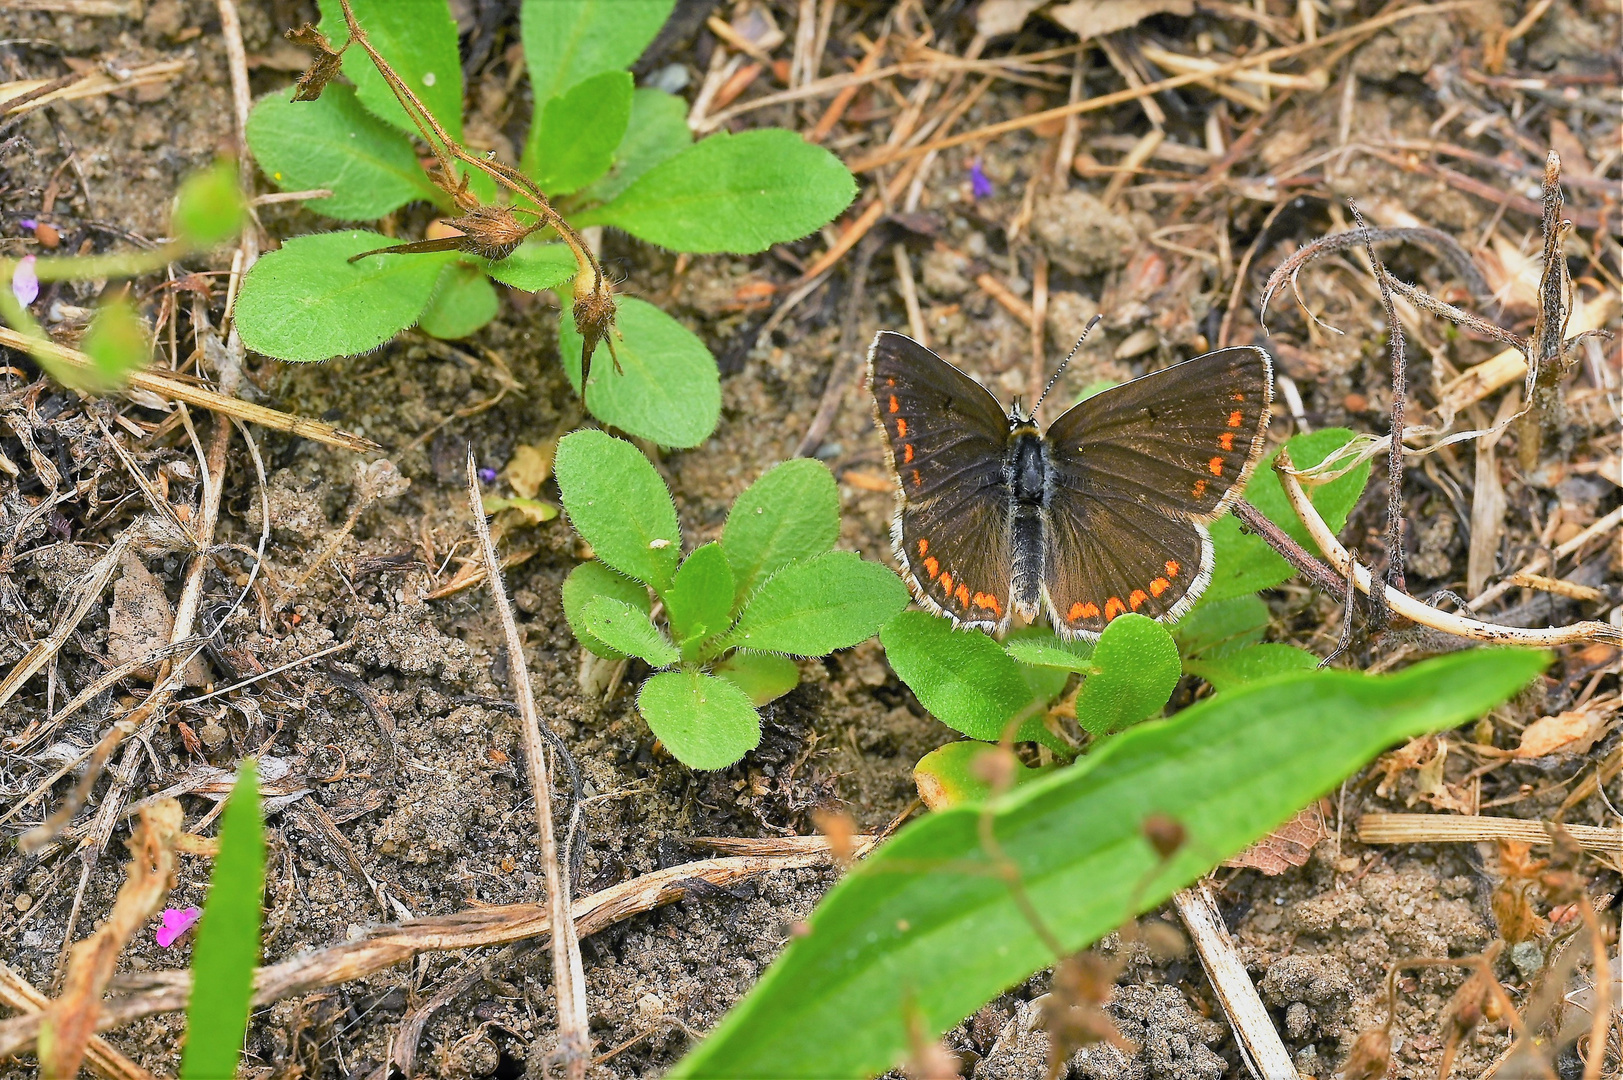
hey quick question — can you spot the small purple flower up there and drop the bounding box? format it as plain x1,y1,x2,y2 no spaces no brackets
155,906,202,948
18,219,36,230
969,159,993,200
477,466,498,485
11,255,38,306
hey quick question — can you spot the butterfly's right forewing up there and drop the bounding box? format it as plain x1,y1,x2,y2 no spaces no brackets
868,332,1016,631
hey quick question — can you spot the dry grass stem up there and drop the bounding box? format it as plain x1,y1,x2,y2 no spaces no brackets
1358,815,1622,854
0,963,154,1080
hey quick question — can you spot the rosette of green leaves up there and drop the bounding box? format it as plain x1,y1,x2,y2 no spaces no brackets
238,0,855,449
554,431,908,769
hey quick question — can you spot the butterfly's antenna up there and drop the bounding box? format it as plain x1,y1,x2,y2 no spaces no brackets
1033,313,1103,415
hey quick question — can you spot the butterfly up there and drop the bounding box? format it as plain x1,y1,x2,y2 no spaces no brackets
868,331,1274,640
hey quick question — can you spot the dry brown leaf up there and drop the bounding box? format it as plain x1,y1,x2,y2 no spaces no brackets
1223,800,1329,875
1514,708,1608,759
38,800,182,1080
1045,0,1195,41
976,0,1049,37
1373,734,1437,798
502,439,559,500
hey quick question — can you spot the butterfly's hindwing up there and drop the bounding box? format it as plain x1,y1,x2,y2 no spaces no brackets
868,332,1015,630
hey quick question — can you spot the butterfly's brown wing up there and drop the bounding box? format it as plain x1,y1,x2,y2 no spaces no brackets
868,331,1015,631
1041,346,1273,638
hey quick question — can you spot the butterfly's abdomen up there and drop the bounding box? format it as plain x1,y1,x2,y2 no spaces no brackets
1005,428,1047,617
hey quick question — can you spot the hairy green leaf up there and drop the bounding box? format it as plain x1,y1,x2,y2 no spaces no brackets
713,652,800,707
559,295,720,448
1175,594,1271,660
246,86,442,220
563,561,650,659
670,649,1548,1080
665,542,736,647
576,87,692,206
235,231,452,362
480,238,577,292
879,613,1033,741
727,552,908,656
554,429,681,593
1186,642,1320,691
1206,429,1372,603
526,70,633,194
321,0,464,141
914,742,1048,810
173,158,245,248
521,0,675,105
579,594,678,667
1003,631,1095,673
721,458,840,604
180,760,264,1080
418,260,498,339
577,130,857,254
639,669,761,770
1072,615,1180,736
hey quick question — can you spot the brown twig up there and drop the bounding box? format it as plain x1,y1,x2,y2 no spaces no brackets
0,963,154,1080
465,450,589,1078
1348,202,1408,596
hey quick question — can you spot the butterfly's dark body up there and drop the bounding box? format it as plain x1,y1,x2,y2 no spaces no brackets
868,332,1274,640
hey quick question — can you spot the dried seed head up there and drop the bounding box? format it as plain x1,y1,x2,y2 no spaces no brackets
573,285,620,381
1491,881,1548,945
811,807,858,867
1141,813,1186,860
444,205,532,261
1339,1026,1392,1080
285,23,345,102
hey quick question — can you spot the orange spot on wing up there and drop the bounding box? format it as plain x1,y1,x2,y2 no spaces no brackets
896,417,908,438
1150,577,1170,597
924,557,940,578
917,538,929,557
1129,589,1148,611
1219,432,1235,451
888,394,900,414
912,469,922,487
972,592,1002,616
939,572,953,594
1104,597,1127,621
1068,601,1100,621
1232,392,1245,401
955,583,971,606
1191,479,1207,498
886,377,896,387
903,443,914,463
1165,560,1180,577
1208,456,1224,476
1228,410,1244,427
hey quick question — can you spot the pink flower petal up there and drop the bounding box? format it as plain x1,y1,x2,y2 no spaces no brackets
155,905,202,948
11,256,38,307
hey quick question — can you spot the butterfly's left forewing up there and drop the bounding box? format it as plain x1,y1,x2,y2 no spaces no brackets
868,332,1016,631
1042,346,1273,638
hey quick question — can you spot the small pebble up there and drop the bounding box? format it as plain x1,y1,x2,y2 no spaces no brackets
35,222,60,248
14,893,32,912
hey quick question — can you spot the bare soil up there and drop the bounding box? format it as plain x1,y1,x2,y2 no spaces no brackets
1,2,1618,1079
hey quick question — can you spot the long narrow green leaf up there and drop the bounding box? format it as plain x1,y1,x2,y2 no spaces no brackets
180,760,265,1080
670,649,1546,1079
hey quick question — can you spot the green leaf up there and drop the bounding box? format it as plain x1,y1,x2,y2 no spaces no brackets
321,0,464,141
559,294,720,448
246,86,442,220
639,669,761,770
1186,643,1320,692
879,613,1032,741
668,649,1549,1080
235,231,452,362
180,760,264,1080
914,742,1048,810
563,561,650,659
82,300,148,381
721,458,840,604
482,495,559,525
665,542,736,647
1004,631,1095,673
480,238,577,291
1205,429,1372,603
526,70,633,195
727,551,909,656
554,429,681,593
579,594,678,667
577,129,857,254
418,259,499,339
1071,614,1180,736
173,158,245,248
521,0,675,105
713,652,800,707
1174,594,1271,660
576,87,692,206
